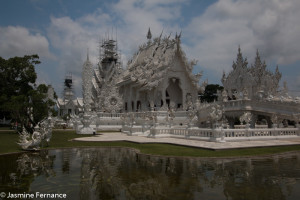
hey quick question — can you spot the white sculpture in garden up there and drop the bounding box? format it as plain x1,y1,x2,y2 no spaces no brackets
18,117,54,150
18,127,42,150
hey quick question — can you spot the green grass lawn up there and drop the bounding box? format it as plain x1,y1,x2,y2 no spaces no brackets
1,130,300,157
0,126,11,130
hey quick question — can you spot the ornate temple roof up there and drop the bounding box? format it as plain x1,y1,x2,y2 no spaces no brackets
118,31,202,90
222,47,282,97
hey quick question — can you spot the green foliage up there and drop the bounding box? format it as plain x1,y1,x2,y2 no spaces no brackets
0,55,55,132
200,84,224,103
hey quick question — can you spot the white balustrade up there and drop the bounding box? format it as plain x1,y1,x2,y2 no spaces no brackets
97,109,300,142
223,99,300,119
147,126,299,142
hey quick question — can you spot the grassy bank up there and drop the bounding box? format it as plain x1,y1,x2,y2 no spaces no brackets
1,130,300,157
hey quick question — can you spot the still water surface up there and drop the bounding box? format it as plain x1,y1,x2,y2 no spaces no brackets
0,148,300,200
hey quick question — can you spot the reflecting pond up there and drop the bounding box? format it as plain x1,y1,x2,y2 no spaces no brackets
0,148,300,200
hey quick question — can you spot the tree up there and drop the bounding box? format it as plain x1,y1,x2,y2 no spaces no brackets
200,84,224,103
0,55,55,132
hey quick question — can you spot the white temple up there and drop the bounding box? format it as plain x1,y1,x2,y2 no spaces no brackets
116,29,203,112
91,29,204,113
73,28,300,142
222,47,282,101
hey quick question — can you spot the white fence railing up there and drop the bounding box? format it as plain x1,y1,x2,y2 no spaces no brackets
96,111,188,119
144,126,300,142
221,128,298,137
223,99,300,118
97,113,122,118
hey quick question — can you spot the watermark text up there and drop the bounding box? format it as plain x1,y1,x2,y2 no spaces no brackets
0,192,67,199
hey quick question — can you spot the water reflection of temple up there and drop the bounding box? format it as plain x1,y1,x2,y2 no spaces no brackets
76,148,300,200
1,149,299,199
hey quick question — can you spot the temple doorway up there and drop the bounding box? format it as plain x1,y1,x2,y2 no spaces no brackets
166,78,182,108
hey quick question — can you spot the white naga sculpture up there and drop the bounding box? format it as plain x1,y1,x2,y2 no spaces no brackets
18,127,42,150
18,117,54,150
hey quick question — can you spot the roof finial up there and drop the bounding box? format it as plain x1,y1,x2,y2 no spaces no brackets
147,27,152,40
87,48,89,61
256,49,260,57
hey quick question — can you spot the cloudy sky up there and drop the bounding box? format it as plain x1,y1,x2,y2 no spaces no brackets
1,0,300,97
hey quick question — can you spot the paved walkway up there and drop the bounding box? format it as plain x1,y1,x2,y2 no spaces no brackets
73,132,300,150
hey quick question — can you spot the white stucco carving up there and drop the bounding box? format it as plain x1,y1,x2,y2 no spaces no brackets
239,112,252,126
222,48,282,101
82,49,93,112
91,37,123,113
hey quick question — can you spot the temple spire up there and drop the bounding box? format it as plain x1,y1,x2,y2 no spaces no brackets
87,48,89,61
233,46,248,69
255,49,261,66
147,27,152,40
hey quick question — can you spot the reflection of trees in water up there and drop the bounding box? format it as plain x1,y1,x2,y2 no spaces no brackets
0,150,55,195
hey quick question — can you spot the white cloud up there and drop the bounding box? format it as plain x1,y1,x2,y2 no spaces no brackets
0,26,54,60
47,16,101,95
46,0,300,97
110,0,186,56
184,0,300,76
47,0,188,96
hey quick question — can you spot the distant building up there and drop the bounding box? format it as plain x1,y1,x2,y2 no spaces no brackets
57,74,83,116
